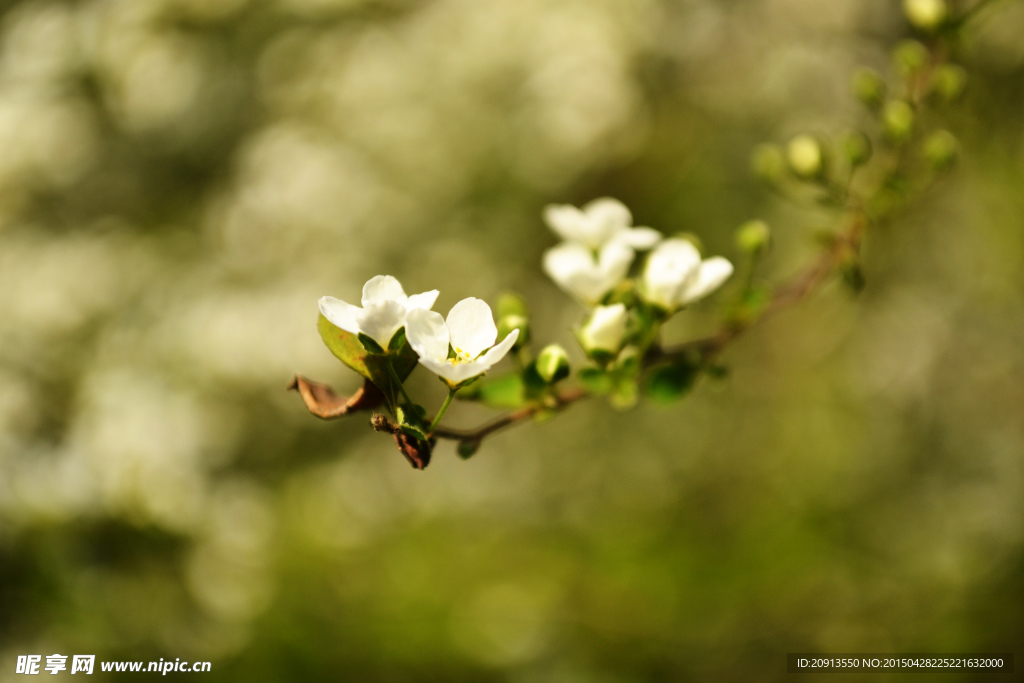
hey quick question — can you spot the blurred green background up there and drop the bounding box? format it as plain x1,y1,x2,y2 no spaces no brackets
1,0,1022,680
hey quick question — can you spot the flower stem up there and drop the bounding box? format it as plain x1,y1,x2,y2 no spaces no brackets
429,388,456,433
385,361,415,409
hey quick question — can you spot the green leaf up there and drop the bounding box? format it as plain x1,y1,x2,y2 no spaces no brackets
358,333,385,355
387,327,407,353
456,373,525,409
317,314,419,409
400,423,429,442
521,363,548,400
457,439,481,460
577,367,614,395
645,359,700,405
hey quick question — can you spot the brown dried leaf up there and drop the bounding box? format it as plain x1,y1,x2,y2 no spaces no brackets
393,431,432,470
288,375,384,419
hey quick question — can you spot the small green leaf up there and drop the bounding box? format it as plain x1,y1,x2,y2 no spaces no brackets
521,363,548,400
400,423,429,442
358,333,386,355
456,373,525,409
387,327,407,353
457,439,481,460
577,367,614,395
645,360,700,404
317,314,419,410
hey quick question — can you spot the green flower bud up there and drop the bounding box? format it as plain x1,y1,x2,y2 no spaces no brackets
786,135,824,178
839,129,872,167
893,40,929,77
851,68,886,109
751,143,786,184
883,100,915,142
923,130,958,170
735,220,771,255
903,0,947,30
535,344,570,384
496,292,529,320
498,314,530,347
931,64,967,102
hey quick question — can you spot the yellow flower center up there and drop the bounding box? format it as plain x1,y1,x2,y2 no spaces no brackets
446,346,474,365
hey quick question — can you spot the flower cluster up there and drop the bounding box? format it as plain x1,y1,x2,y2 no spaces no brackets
294,0,985,471
303,199,738,467
542,197,733,359
319,275,518,389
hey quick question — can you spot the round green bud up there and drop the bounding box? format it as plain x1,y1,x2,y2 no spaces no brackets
839,129,873,167
931,64,967,102
497,314,530,347
893,40,929,76
851,68,886,108
496,292,529,320
883,100,915,142
535,344,570,384
735,220,771,255
751,143,786,184
923,130,958,170
903,0,947,30
786,134,824,178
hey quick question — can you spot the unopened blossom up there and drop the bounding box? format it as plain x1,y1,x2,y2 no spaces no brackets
904,0,946,30
543,197,662,250
319,275,439,349
406,298,519,386
579,303,628,354
543,241,634,304
641,238,733,311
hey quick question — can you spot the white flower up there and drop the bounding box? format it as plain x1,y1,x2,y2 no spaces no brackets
543,197,662,250
543,241,635,304
579,303,628,354
641,238,734,311
318,275,439,349
405,298,520,386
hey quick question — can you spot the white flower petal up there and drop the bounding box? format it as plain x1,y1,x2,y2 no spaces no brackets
354,299,407,348
614,227,662,250
361,275,407,306
648,238,701,274
543,246,604,302
406,290,439,311
445,298,497,358
543,204,588,243
544,242,633,304
642,238,702,309
597,241,635,278
680,257,734,305
475,328,519,370
405,308,450,363
543,242,592,283
584,197,632,235
318,296,361,334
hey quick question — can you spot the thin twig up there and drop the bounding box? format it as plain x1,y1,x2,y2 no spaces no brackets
430,387,588,442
